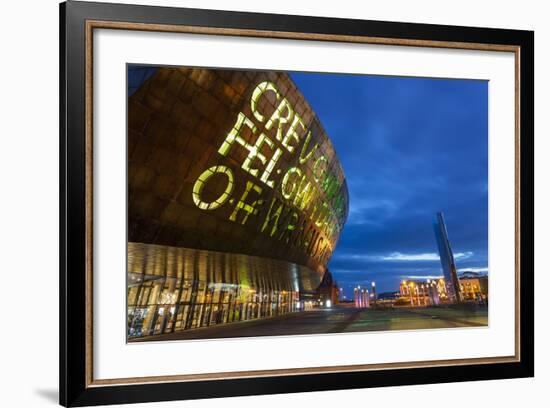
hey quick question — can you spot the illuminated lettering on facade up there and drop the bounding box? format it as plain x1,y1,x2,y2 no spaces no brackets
191,81,347,267
192,165,235,210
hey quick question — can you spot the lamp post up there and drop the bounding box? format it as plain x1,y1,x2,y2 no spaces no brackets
422,284,428,306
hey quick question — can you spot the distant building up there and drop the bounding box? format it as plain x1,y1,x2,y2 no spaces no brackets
400,278,444,306
433,212,462,303
458,272,488,302
316,269,340,307
399,272,488,306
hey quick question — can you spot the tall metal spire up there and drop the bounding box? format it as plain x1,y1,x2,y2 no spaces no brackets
433,212,462,303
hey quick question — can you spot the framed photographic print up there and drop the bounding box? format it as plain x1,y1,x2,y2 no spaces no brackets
59,0,534,406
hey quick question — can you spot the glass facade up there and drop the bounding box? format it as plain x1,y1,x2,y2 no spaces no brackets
127,243,318,338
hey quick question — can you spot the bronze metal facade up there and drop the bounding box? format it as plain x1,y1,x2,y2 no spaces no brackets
127,66,349,338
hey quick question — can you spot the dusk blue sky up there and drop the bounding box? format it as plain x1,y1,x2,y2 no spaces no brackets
290,72,488,296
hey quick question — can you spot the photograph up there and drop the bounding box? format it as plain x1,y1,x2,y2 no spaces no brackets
126,65,489,342
0,0,541,406
56,1,535,405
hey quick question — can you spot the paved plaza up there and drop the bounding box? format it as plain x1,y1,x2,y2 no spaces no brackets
131,304,488,342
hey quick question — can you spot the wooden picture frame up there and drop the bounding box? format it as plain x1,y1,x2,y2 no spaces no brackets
60,1,534,406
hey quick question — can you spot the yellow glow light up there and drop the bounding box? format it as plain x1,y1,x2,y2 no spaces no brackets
250,81,279,123
281,167,302,200
293,176,315,211
265,97,293,142
260,147,283,188
261,198,285,237
229,181,263,225
281,113,306,153
313,155,328,183
218,112,256,157
241,132,274,177
192,165,234,210
299,131,319,164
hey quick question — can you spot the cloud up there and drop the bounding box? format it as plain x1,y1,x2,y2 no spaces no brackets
381,252,440,261
335,251,473,262
402,275,443,279
385,251,473,261
346,197,399,226
330,268,365,275
457,267,488,273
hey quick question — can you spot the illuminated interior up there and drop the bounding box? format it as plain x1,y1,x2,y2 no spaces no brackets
127,243,304,338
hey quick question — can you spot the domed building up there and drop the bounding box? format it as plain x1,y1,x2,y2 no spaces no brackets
126,66,349,339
